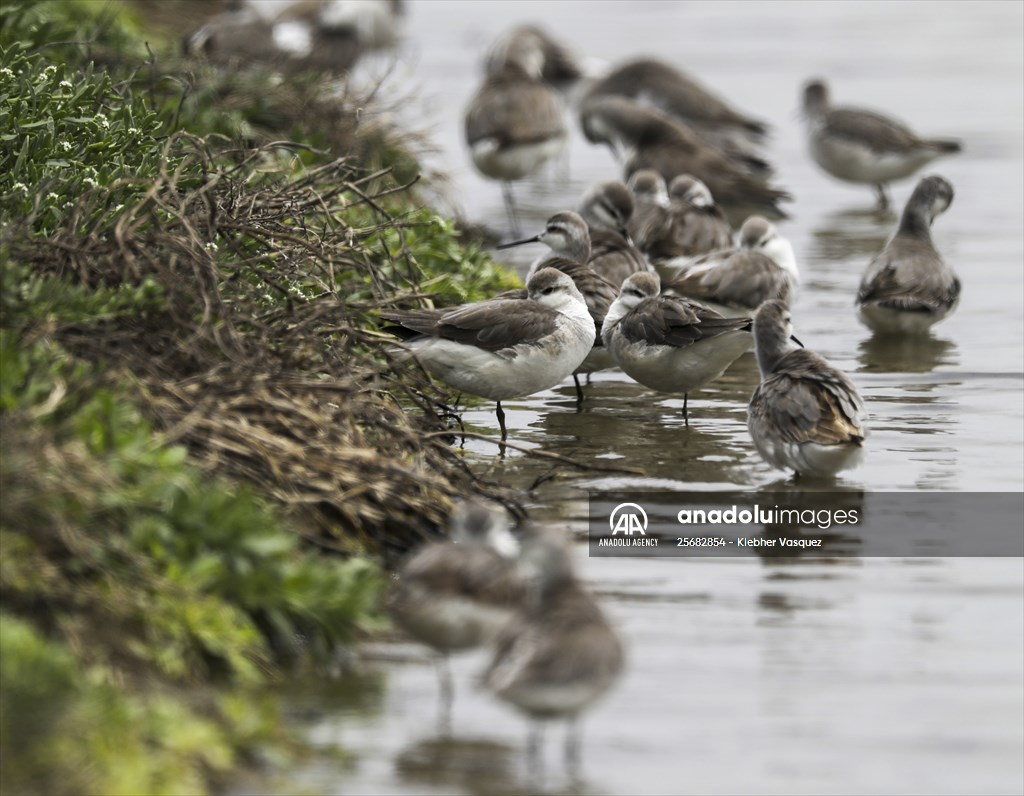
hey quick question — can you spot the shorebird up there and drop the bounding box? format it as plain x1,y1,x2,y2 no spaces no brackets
802,78,962,211
269,0,405,72
485,23,585,89
856,175,959,334
505,212,619,398
483,533,623,773
576,180,650,286
466,39,568,233
389,499,525,720
582,57,771,173
664,215,798,315
665,175,733,255
632,174,733,268
381,267,594,439
626,169,672,254
581,96,791,218
748,300,866,479
601,272,752,424
184,2,280,65
681,215,796,276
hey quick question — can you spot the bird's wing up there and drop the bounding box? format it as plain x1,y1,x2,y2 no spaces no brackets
619,295,751,348
382,299,561,352
751,349,865,446
668,251,791,310
824,107,923,153
857,240,960,312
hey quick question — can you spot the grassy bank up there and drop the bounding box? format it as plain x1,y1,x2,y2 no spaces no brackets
0,2,519,792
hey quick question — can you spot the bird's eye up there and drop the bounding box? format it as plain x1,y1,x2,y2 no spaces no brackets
543,286,555,295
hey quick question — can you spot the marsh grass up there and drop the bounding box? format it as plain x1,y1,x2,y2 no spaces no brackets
1,1,526,793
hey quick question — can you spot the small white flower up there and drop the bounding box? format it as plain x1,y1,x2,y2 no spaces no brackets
204,241,218,252
59,79,73,89
12,182,28,192
59,140,73,152
94,114,109,129
46,192,59,201
83,176,98,188
127,127,141,136
43,66,57,77
0,68,14,80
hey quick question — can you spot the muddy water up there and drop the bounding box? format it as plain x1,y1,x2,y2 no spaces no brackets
249,2,1023,794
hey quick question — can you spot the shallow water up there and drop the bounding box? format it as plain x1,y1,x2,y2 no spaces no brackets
241,2,1024,794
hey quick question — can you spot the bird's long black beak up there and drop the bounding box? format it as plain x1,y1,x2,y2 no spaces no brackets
790,334,805,348
497,234,542,250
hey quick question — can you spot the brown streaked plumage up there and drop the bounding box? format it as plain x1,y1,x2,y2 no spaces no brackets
748,300,866,479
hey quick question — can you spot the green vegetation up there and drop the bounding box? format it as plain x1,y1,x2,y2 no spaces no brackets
0,1,520,793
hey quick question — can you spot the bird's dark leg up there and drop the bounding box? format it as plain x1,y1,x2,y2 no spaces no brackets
436,654,453,734
527,722,545,783
573,374,584,406
682,393,689,427
874,183,891,212
502,182,522,237
496,401,507,440
565,719,582,775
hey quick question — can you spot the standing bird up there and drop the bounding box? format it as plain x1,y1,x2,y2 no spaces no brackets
576,180,650,286
381,267,594,440
664,215,798,314
856,175,959,334
601,272,752,425
506,212,619,399
801,79,962,211
483,533,623,774
389,500,525,722
581,96,791,218
748,300,866,479
466,41,568,234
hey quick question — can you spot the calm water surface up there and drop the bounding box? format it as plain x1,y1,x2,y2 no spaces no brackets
244,2,1024,794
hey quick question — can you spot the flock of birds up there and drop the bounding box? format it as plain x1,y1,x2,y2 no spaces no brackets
184,5,966,771
389,500,622,774
385,23,962,482
380,21,965,772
